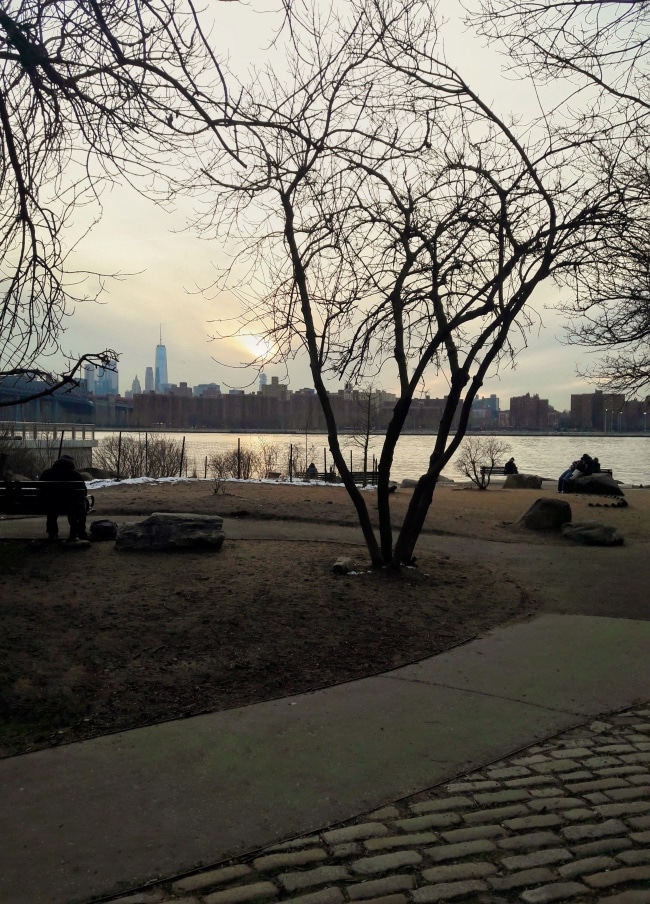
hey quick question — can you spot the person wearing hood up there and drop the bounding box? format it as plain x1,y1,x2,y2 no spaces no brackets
39,455,88,541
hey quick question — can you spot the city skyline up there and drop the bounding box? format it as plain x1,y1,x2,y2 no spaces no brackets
107,326,624,415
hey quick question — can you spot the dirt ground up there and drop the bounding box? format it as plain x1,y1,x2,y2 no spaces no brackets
1,479,647,757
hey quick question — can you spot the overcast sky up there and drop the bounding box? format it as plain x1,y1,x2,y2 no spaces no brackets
57,0,605,411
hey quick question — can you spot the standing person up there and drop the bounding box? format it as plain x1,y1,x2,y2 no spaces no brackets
40,455,88,541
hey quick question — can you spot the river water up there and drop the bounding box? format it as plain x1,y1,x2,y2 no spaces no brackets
95,430,650,485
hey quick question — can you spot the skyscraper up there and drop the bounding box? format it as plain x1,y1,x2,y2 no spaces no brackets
94,360,119,396
155,327,168,393
83,363,95,394
145,367,154,392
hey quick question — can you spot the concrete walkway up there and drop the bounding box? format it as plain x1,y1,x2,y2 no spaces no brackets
1,614,649,904
1,515,649,904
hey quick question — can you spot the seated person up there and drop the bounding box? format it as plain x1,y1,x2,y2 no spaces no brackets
558,460,580,493
504,457,518,475
305,462,318,480
40,455,88,541
580,453,594,476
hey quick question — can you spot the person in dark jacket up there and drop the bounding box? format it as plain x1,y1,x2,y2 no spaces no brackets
504,457,518,475
40,455,88,541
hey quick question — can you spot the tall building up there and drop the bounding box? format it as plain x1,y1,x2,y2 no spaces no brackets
145,366,154,392
131,375,142,395
155,329,168,393
83,363,95,394
94,360,119,396
509,392,549,430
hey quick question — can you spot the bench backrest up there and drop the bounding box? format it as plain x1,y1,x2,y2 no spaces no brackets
0,481,92,514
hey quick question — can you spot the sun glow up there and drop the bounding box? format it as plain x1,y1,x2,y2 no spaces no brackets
238,333,272,362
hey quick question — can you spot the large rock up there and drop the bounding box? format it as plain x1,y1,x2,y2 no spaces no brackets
116,512,225,551
79,467,115,480
561,521,624,546
400,475,454,488
564,474,625,496
504,473,543,490
519,498,572,531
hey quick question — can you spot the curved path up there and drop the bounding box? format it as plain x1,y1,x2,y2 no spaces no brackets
0,516,648,904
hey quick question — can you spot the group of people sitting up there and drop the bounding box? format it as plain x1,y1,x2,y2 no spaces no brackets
558,452,601,493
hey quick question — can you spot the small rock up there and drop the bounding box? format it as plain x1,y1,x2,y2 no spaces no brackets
561,521,624,546
332,557,356,574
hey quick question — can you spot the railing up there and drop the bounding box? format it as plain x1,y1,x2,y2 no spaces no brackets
0,421,96,442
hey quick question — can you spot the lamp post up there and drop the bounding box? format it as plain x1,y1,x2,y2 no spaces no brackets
604,409,608,432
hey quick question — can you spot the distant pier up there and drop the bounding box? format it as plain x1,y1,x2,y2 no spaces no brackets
1,422,98,470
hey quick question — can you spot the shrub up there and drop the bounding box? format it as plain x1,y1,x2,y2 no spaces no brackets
94,434,188,479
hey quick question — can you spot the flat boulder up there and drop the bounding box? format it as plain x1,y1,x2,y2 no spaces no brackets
504,473,543,490
564,474,624,496
116,512,225,551
562,520,624,546
519,498,572,531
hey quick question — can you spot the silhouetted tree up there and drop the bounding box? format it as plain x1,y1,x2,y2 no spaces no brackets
472,0,650,393
0,1,232,398
199,0,626,566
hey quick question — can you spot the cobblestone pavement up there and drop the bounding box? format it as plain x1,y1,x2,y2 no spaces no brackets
98,703,650,904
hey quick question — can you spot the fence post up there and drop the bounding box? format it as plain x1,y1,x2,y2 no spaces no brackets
289,443,293,482
145,433,148,477
204,455,208,479
117,431,122,481
57,430,65,459
237,437,241,480
179,436,186,477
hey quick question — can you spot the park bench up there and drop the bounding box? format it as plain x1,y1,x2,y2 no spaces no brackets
0,480,94,516
294,469,379,485
479,464,510,481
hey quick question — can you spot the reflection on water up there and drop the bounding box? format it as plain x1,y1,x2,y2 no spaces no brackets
95,431,650,485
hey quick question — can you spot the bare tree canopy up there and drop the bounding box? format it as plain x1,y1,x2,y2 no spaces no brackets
0,0,232,395
565,205,650,395
472,0,650,118
471,0,650,393
197,0,626,565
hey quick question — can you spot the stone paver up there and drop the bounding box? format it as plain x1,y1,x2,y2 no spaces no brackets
94,703,650,904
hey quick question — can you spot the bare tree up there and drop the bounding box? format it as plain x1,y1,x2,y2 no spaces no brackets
563,193,650,396
0,1,233,397
455,436,512,490
471,0,650,393
195,0,624,567
349,386,383,485
471,0,650,118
